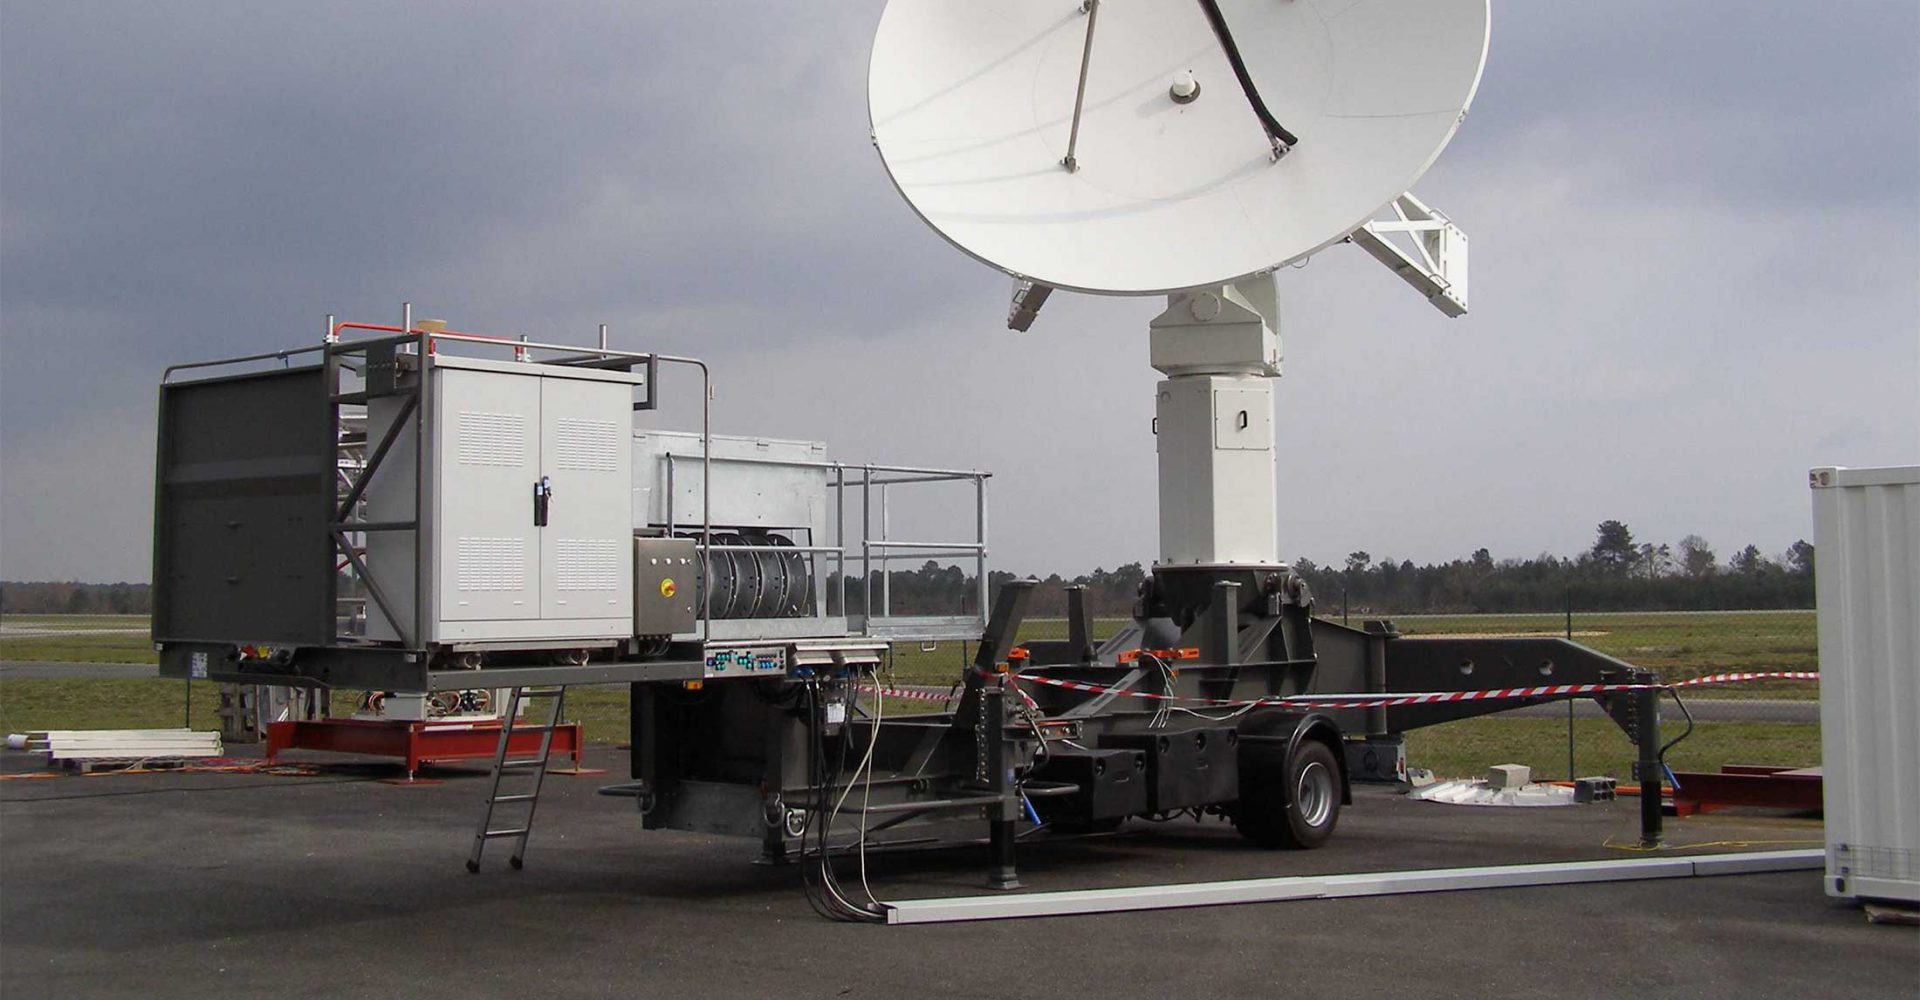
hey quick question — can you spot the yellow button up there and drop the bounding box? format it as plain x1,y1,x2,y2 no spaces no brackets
660,578,677,598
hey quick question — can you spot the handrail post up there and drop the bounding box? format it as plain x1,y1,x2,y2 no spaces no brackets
862,466,873,626
835,465,847,618
881,483,892,618
976,474,989,619
409,302,430,653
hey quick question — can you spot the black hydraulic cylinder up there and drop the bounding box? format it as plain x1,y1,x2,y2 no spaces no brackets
982,685,1022,889
1635,684,1663,848
989,820,1019,891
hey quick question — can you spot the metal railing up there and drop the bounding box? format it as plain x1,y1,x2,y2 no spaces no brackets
656,453,991,640
161,302,986,649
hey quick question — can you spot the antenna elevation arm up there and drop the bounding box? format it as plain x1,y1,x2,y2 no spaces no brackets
1061,0,1101,172
1194,0,1298,156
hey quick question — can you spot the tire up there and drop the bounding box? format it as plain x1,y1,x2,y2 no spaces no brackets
1233,738,1341,849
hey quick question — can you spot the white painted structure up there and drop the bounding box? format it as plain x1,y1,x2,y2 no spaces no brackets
869,0,1490,569
868,0,1490,295
366,355,643,645
1150,281,1282,566
1810,465,1920,903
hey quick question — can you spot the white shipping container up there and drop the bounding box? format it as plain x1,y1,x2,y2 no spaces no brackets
1810,465,1920,903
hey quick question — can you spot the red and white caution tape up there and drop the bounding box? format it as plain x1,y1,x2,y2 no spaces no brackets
866,685,956,704
865,683,1046,714
1010,675,1190,702
1012,674,1630,710
1671,671,1819,688
864,671,1818,712
1256,683,1628,710
1011,670,1819,711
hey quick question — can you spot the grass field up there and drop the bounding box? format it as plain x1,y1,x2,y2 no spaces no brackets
1,610,1820,780
0,614,154,664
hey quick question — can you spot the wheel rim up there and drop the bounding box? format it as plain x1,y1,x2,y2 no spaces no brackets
1296,760,1334,828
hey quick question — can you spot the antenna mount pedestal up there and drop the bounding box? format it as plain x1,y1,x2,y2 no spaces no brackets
1149,275,1284,572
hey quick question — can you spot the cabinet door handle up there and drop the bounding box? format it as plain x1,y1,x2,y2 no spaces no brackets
533,476,552,527
1237,410,1249,430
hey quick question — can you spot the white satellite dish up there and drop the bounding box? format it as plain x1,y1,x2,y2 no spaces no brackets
869,0,1489,296
869,0,1489,571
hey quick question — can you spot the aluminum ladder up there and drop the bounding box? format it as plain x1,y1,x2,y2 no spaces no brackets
466,686,567,873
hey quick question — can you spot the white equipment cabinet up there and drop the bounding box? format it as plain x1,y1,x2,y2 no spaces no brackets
1810,465,1920,904
366,355,641,645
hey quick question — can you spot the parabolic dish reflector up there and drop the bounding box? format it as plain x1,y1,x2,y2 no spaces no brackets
869,0,1489,295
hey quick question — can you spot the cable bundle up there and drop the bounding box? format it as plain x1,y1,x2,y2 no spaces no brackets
798,673,889,923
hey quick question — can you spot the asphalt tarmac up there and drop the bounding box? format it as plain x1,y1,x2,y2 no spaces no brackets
1,744,1907,1000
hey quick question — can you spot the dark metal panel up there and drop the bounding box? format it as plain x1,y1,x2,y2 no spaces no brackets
425,660,702,690
154,366,334,645
1102,726,1239,812
1029,749,1149,823
158,642,424,690
1382,636,1643,731
157,640,701,692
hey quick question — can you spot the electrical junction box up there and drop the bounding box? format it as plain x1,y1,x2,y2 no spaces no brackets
633,536,698,636
364,355,643,645
1811,465,1920,904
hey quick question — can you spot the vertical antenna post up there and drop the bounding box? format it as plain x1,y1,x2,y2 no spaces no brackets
1061,0,1100,172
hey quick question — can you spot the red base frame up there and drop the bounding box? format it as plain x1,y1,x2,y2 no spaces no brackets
1670,764,1823,817
265,718,585,780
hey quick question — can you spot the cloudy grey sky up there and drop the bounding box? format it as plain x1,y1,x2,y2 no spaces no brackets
3,2,1916,583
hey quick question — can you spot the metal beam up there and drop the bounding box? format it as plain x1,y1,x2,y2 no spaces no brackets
881,850,1823,924
1350,191,1468,317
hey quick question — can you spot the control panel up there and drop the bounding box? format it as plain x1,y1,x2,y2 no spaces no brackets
634,536,699,636
703,644,790,679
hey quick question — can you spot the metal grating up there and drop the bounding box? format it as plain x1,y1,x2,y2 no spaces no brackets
1833,844,1918,881
457,536,527,591
458,411,527,467
555,538,621,590
554,417,620,472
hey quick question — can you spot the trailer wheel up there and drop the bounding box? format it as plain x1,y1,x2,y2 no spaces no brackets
1234,738,1340,849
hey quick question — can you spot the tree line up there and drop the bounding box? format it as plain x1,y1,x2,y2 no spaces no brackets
1294,520,1814,615
2,521,1814,618
832,520,1815,617
1,581,153,615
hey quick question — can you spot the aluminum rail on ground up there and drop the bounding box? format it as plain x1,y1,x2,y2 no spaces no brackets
881,850,1825,925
